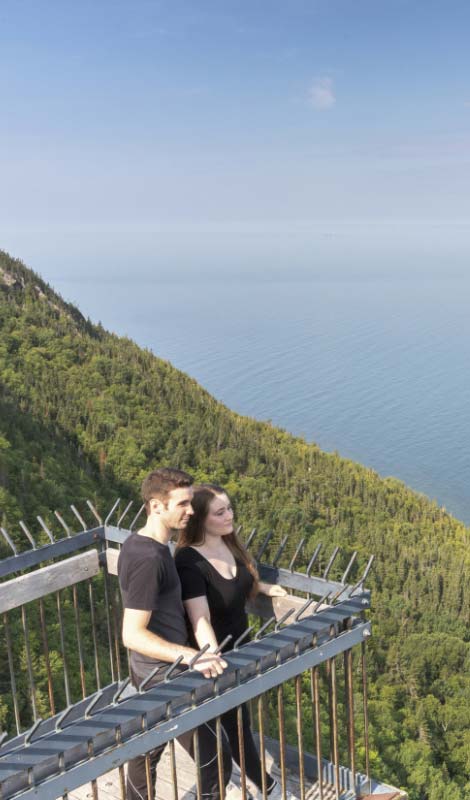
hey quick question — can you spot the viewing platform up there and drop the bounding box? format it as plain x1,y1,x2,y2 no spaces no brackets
0,501,406,800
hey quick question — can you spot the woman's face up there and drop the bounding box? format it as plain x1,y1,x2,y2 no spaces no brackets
204,493,234,537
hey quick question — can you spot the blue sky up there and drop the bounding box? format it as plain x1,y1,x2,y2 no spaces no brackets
1,0,469,281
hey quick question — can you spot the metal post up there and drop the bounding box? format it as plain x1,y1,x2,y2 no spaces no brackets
3,611,21,734
257,693,268,800
237,705,248,800
109,581,122,682
361,640,371,794
328,629,340,800
102,568,116,683
193,728,203,800
21,606,38,721
344,644,356,796
216,716,225,800
38,598,56,715
114,725,126,800
310,663,324,800
71,585,87,698
56,591,71,707
88,580,101,691
295,674,306,800
277,685,287,800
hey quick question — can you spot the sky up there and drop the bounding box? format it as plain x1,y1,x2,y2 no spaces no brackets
1,0,470,281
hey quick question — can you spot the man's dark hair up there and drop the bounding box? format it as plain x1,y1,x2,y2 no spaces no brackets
141,467,194,512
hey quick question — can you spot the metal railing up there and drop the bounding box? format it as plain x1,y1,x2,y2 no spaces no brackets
0,501,406,800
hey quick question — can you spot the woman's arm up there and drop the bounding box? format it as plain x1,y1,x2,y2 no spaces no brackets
258,581,288,597
184,596,220,652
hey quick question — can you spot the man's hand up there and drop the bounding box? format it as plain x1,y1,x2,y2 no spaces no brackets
190,652,228,679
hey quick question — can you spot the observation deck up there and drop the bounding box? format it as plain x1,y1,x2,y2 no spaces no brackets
0,501,406,800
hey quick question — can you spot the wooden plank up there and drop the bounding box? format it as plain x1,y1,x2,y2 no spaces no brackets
105,546,120,576
0,550,100,613
69,740,335,800
359,794,402,799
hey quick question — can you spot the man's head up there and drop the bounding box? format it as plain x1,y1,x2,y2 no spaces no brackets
141,467,194,532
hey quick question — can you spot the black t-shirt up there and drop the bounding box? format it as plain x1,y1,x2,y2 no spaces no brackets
175,546,254,652
118,533,188,677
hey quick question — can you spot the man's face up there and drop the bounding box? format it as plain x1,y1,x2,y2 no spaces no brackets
151,486,194,532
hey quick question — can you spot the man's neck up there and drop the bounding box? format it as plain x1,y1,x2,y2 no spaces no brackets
138,517,172,546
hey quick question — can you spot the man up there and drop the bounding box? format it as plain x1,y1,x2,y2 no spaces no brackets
118,467,232,800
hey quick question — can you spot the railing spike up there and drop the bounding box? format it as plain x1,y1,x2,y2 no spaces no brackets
323,545,341,579
275,607,296,630
294,596,316,621
189,643,211,669
105,498,121,526
272,535,288,567
215,635,232,654
70,505,87,532
164,655,184,682
117,501,133,528
361,554,375,583
329,584,349,604
55,705,75,731
24,717,44,746
244,528,257,549
341,551,358,584
350,555,375,595
234,625,254,649
54,510,71,537
313,591,332,614
306,542,322,576
254,615,276,640
86,501,103,526
112,677,132,703
0,526,17,555
36,516,55,543
19,520,36,549
139,665,162,693
255,531,272,562
85,690,105,717
289,537,306,571
129,504,145,531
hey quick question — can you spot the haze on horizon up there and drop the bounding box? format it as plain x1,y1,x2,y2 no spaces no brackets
1,0,469,284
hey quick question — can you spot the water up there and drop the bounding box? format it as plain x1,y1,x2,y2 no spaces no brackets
51,272,470,525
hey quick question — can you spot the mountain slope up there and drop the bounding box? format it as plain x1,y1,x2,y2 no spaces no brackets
1,249,469,799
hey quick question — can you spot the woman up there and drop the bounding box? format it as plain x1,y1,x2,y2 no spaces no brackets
175,484,288,800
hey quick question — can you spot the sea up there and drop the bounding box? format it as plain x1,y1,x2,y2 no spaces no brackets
50,267,470,526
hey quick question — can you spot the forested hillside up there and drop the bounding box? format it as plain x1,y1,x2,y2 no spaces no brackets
1,249,469,800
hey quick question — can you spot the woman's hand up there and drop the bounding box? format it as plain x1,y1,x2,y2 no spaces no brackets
269,584,288,597
259,581,288,597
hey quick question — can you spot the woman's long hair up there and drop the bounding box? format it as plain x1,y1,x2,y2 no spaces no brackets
176,484,259,591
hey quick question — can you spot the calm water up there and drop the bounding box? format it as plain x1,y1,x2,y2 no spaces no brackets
55,275,470,525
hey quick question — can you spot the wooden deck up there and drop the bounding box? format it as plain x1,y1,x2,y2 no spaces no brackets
69,741,344,800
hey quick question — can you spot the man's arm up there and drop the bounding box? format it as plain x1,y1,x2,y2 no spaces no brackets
122,608,226,677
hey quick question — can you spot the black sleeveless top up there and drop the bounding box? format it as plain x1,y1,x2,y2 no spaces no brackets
175,546,254,651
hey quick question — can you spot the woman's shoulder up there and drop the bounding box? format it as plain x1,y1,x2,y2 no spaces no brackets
175,546,206,566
